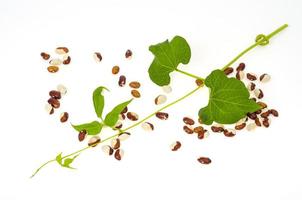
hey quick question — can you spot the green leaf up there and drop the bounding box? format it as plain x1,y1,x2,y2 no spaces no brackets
56,152,63,165
72,121,103,135
104,99,133,127
199,70,261,125
93,86,108,119
62,154,79,169
148,36,191,86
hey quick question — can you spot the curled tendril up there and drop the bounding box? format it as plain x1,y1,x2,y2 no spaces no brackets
255,34,269,46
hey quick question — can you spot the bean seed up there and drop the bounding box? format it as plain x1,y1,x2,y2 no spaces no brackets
183,117,195,125
49,58,63,65
129,81,141,89
197,157,211,164
211,126,224,132
255,118,261,127
45,103,54,115
162,85,172,93
247,112,257,120
257,101,267,109
254,88,264,99
56,84,67,96
88,136,101,147
193,126,204,134
93,52,102,63
236,71,245,80
102,145,114,156
236,63,245,71
114,149,124,161
262,118,270,127
260,111,270,118
195,79,204,86
155,112,169,120
112,66,120,74
235,123,246,130
223,67,234,75
141,122,154,131
115,121,123,129
55,47,69,54
223,129,236,137
49,90,61,99
270,109,279,117
246,73,257,81
40,52,50,60
247,82,256,91
111,138,121,150
118,75,126,87
170,141,181,151
47,66,59,73
118,132,131,141
154,95,167,105
63,56,71,65
126,112,139,121
197,130,205,139
246,123,257,131
125,49,132,59
48,97,60,108
119,113,126,120
78,130,87,142
60,112,69,123
183,125,194,134
260,73,271,83
131,89,141,98
121,106,128,114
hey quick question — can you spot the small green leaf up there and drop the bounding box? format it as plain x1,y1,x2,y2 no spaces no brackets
199,70,261,125
104,99,133,127
56,152,63,165
62,154,79,169
93,86,109,119
72,121,103,135
148,36,191,86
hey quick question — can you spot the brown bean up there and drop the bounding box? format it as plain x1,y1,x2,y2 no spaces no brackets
170,141,181,151
155,112,169,120
223,67,234,75
49,90,61,99
102,145,114,156
40,52,50,60
63,56,71,65
211,126,224,132
270,109,279,117
112,66,120,74
195,79,204,86
131,89,141,98
93,52,102,62
193,126,204,134
88,136,101,147
55,47,69,54
78,130,87,142
254,89,264,99
48,97,60,108
235,123,246,130
121,106,128,114
260,73,271,83
197,157,211,164
247,112,257,120
125,49,132,59
197,130,206,139
183,117,195,125
154,95,167,105
60,112,69,123
47,66,59,73
126,112,139,121
118,75,126,87
262,118,270,128
129,81,141,89
260,111,270,118
257,102,267,109
118,132,131,141
223,129,236,137
183,125,194,134
255,118,261,127
111,138,121,150
141,122,154,131
236,71,244,80
246,73,257,81
236,63,245,71
114,149,124,161
115,121,123,129
247,82,256,91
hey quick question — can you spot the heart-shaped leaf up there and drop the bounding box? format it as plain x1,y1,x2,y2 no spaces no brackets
199,70,261,125
72,121,103,135
104,99,133,127
148,36,191,86
55,152,79,169
93,86,108,119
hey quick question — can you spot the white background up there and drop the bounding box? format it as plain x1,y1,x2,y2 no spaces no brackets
0,0,302,199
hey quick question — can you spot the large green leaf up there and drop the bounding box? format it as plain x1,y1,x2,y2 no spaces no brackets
104,99,133,127
199,70,261,125
148,36,191,86
93,86,108,119
71,121,103,135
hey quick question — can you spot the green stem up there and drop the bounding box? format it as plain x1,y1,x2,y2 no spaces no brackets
175,69,204,81
30,85,204,178
221,24,288,71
